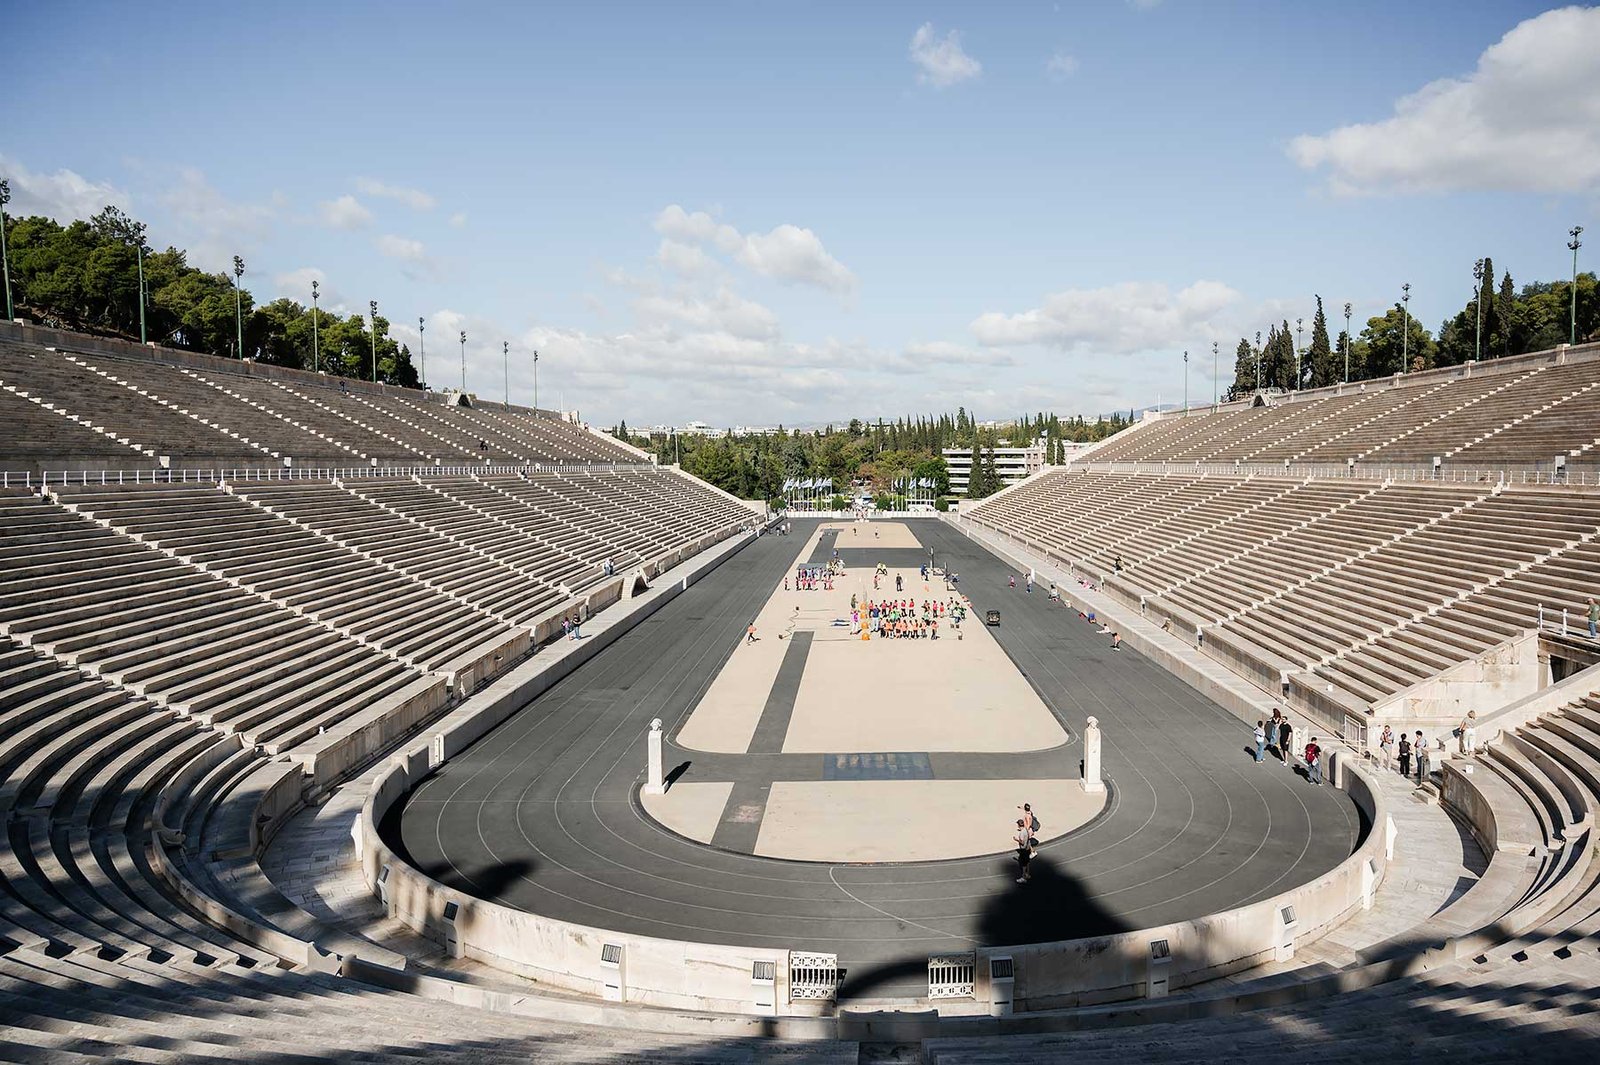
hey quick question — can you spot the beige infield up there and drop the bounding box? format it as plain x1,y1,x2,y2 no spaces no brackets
755,779,1104,863
661,520,1088,864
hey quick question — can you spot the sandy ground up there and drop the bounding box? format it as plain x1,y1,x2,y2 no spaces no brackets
817,520,924,549
677,519,1066,754
753,778,1105,863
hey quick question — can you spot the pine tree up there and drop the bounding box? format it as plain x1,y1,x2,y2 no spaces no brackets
1496,271,1517,357
1478,256,1498,357
1308,296,1336,387
1230,337,1256,398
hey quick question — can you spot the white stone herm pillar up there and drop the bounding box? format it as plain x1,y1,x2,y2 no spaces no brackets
1082,716,1104,793
645,718,665,795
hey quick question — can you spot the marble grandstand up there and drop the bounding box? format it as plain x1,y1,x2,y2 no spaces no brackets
0,325,1598,1061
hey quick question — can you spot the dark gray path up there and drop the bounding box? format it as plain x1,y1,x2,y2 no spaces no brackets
389,519,1362,1002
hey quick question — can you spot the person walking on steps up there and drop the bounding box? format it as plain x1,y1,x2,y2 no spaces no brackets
1253,721,1266,762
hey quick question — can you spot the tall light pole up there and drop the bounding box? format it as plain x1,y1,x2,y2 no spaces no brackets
1212,340,1218,409
417,317,426,389
1473,258,1485,363
533,349,540,411
130,221,148,345
1343,302,1352,382
369,300,379,383
0,179,12,322
1400,283,1411,374
459,331,467,393
1295,317,1304,390
502,341,510,406
310,280,321,373
1254,330,1262,393
1571,225,1585,346
1182,350,1189,414
232,256,246,359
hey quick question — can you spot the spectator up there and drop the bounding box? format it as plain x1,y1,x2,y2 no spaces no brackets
1378,724,1395,771
1305,737,1323,785
1459,711,1477,755
1589,597,1599,639
1253,721,1266,762
1414,731,1430,784
1398,732,1412,779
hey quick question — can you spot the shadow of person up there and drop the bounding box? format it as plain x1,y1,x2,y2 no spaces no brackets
976,851,1129,946
664,761,692,790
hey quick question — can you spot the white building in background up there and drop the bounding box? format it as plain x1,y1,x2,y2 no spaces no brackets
942,442,1050,494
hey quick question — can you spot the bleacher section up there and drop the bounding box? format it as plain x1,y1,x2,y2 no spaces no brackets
0,333,640,474
1087,344,1600,472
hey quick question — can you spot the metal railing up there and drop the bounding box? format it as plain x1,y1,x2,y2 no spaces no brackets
1539,603,1600,639
1062,460,1599,486
0,461,656,489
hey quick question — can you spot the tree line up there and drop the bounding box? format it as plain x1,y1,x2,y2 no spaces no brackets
612,408,1132,504
1226,259,1597,398
2,204,420,386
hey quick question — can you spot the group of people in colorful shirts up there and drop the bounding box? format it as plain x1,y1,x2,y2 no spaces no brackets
849,593,966,639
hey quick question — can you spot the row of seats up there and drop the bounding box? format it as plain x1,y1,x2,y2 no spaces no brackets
969,471,1600,711
0,339,640,471
1089,352,1600,470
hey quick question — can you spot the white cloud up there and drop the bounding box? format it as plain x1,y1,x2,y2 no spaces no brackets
449,211,468,228
652,205,856,294
376,234,427,262
1046,51,1079,81
354,178,437,210
1289,6,1600,196
656,238,715,277
0,155,130,221
909,23,982,88
318,194,373,230
273,266,332,304
159,167,277,272
1127,0,1163,10
634,287,780,341
971,280,1243,353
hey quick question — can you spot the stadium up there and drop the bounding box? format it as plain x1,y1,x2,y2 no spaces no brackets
4,4,1600,1063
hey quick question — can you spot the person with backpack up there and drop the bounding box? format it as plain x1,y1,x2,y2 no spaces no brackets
1304,737,1323,785
1013,819,1036,883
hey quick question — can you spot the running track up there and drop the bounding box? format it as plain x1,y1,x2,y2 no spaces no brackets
388,519,1362,1001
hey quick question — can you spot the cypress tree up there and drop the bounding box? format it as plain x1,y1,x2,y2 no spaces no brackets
1308,296,1335,387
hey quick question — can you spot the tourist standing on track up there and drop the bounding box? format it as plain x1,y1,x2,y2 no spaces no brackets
1279,719,1295,770
562,616,571,641
1253,721,1266,762
1268,709,1283,759
1304,738,1322,785
1014,819,1035,883
570,613,581,640
1378,724,1396,771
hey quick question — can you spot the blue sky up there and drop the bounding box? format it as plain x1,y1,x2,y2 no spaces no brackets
4,1,1595,426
